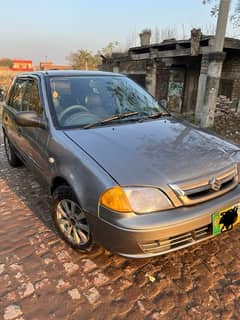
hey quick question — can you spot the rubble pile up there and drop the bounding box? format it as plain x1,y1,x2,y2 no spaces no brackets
179,95,240,145
215,95,236,116
206,95,239,144
214,109,240,145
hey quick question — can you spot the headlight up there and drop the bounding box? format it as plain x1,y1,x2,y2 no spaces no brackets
100,186,173,214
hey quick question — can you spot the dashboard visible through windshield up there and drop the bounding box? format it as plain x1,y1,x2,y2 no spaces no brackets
48,75,166,129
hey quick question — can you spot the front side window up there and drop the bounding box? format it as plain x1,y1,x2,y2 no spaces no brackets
22,79,43,116
48,76,166,129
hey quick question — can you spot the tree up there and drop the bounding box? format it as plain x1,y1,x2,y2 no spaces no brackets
99,41,120,57
0,58,13,68
66,49,100,70
67,42,120,70
203,0,240,27
231,0,240,26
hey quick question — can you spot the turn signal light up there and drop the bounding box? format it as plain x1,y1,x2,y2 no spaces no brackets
100,186,132,212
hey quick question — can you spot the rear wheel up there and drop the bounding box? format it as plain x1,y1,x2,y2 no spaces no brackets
4,134,22,167
52,185,94,251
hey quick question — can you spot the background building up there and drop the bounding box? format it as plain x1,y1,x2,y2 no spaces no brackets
11,59,33,71
0,59,33,90
0,59,72,90
39,61,72,71
101,29,240,114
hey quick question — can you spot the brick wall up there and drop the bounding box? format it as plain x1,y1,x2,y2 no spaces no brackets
155,61,170,102
222,55,240,80
222,54,240,107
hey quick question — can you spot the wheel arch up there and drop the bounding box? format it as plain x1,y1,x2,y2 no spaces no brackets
50,176,71,194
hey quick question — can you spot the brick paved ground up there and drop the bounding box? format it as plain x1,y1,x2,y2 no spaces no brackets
0,128,240,320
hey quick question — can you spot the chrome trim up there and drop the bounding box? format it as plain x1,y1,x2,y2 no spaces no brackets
209,177,221,191
169,165,238,206
138,224,212,255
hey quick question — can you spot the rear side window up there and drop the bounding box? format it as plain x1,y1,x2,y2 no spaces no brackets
22,79,43,116
8,79,27,111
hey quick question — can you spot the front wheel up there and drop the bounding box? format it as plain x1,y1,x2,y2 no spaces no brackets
4,134,22,167
52,185,94,251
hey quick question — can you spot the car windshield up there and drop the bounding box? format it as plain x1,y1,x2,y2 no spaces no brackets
48,75,167,129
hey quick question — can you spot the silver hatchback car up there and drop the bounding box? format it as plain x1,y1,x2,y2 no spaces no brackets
2,70,240,258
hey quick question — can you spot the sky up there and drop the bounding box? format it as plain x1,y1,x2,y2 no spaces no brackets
0,0,238,65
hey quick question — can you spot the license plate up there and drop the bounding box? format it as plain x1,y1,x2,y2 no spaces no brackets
212,203,240,236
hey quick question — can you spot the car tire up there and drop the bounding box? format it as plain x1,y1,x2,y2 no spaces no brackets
52,185,94,252
4,134,23,167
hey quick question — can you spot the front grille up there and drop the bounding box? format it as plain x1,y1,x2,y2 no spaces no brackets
139,224,212,254
170,165,238,206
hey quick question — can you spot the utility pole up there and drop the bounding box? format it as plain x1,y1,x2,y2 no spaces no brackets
200,0,231,128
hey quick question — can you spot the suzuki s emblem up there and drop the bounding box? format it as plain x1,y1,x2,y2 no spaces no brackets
209,177,221,191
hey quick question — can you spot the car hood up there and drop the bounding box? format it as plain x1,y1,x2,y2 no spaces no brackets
64,118,240,186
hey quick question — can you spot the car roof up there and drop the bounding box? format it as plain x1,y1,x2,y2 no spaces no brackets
16,70,123,78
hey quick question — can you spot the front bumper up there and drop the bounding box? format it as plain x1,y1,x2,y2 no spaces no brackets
87,185,240,258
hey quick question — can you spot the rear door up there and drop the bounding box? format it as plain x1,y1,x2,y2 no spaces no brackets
3,78,28,159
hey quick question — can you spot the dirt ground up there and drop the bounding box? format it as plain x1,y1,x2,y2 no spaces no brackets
213,112,240,145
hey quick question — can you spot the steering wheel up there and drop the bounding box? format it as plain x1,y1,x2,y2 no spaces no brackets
59,105,89,123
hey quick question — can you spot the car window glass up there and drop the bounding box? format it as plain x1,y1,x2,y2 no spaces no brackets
49,76,165,128
22,79,43,116
8,79,27,111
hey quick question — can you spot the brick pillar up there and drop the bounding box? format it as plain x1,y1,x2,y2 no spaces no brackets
195,54,209,121
191,28,201,56
139,30,151,46
155,61,170,105
113,65,120,73
145,62,157,97
200,52,226,127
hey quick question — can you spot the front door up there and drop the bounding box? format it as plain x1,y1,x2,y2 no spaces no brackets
4,78,28,156
20,77,51,185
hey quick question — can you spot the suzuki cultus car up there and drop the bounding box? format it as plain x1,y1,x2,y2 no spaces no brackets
2,71,240,257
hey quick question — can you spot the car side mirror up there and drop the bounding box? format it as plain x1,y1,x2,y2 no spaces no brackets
15,111,47,129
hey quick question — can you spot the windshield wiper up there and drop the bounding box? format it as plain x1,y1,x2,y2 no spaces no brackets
146,111,171,119
83,112,139,129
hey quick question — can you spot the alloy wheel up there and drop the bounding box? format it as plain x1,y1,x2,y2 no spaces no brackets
56,199,90,245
